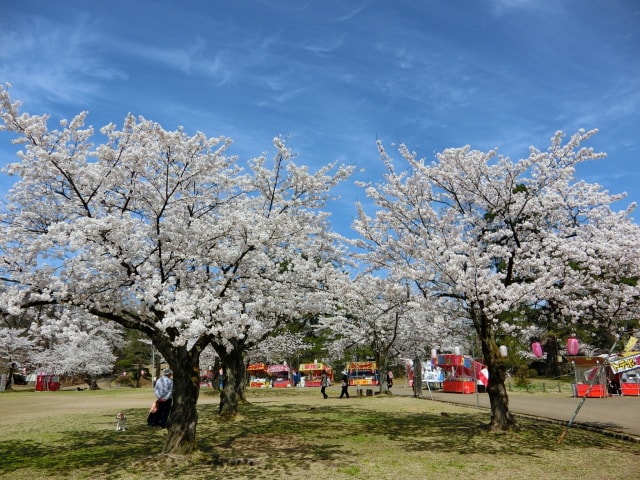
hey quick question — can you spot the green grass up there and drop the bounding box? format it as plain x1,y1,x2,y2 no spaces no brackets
1,387,638,479
505,376,576,395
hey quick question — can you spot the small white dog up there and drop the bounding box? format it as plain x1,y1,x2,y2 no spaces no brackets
115,412,127,431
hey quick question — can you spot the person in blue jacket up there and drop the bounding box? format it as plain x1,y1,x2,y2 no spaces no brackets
151,368,173,427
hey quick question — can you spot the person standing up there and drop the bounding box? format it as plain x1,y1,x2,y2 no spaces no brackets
152,368,173,427
339,373,350,399
320,371,330,399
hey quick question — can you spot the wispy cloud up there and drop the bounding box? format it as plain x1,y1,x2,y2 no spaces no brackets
1,0,638,227
0,14,126,108
334,4,367,23
298,34,347,56
489,0,562,16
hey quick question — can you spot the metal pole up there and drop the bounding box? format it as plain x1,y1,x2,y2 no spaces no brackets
557,335,620,444
474,360,479,406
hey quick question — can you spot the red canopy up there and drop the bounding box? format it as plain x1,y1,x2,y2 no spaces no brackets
437,354,488,386
267,364,291,374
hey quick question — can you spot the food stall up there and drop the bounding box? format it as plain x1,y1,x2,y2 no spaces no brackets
35,373,60,391
608,353,640,396
570,356,608,398
247,363,271,388
569,353,640,397
298,362,333,387
199,368,215,388
404,359,444,389
437,354,488,394
267,364,294,388
346,361,379,387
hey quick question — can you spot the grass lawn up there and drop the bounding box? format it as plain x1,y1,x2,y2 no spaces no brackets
0,385,638,479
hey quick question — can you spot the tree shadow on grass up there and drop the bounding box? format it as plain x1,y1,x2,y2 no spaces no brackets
1,400,638,479
0,412,165,478
203,400,639,461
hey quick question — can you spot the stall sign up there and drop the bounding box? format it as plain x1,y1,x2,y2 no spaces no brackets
267,364,290,374
346,361,377,371
437,354,464,367
353,378,375,386
247,363,268,372
299,363,323,371
609,353,640,374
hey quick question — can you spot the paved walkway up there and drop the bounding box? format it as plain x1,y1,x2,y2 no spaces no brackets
394,385,640,441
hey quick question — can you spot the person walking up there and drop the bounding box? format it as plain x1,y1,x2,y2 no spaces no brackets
339,373,350,399
151,368,173,427
320,371,330,399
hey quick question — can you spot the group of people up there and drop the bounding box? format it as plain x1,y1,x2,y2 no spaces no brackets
320,371,350,399
320,369,394,399
147,366,395,427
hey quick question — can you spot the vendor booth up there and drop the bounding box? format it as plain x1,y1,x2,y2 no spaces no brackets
299,362,333,387
608,353,640,396
570,353,640,397
267,364,294,388
570,357,608,398
35,373,60,391
346,361,379,387
404,359,444,389
437,354,488,394
247,363,271,388
199,369,215,388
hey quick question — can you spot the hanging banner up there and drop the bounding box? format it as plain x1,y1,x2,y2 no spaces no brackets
609,353,640,374
346,361,377,371
299,363,325,371
623,337,637,353
437,354,464,367
267,364,290,374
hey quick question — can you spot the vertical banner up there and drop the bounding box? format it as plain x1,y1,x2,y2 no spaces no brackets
623,337,637,353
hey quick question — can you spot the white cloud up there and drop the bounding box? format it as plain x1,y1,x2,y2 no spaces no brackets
0,14,126,107
490,0,563,16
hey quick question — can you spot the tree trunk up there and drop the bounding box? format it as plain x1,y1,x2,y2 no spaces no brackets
474,308,516,431
378,356,391,394
5,362,15,390
161,347,201,455
154,359,161,386
234,357,247,404
87,375,99,390
544,334,561,377
135,362,142,388
212,357,222,391
217,347,244,417
412,357,423,398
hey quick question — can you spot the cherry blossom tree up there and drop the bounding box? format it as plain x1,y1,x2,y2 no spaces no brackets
0,85,351,454
30,310,123,389
319,274,418,393
394,298,471,397
249,331,312,365
353,130,640,430
0,326,40,389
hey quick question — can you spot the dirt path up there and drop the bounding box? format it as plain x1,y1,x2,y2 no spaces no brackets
394,385,640,441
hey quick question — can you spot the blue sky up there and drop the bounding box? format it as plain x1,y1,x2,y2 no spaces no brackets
1,0,639,237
